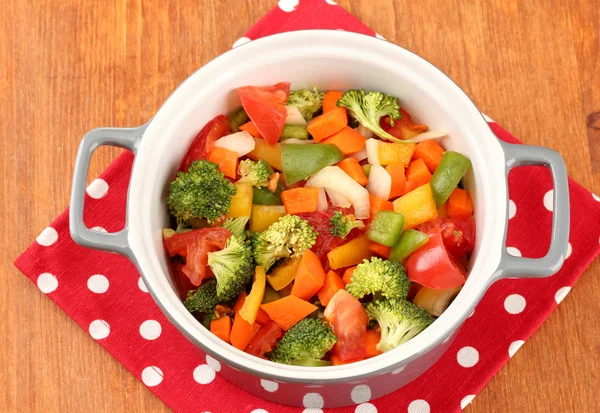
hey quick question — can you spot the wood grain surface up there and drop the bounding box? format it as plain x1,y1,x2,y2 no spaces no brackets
1,0,599,412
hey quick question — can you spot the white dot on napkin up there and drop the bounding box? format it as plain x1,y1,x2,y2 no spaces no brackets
139,320,162,340
592,193,600,202
37,272,58,293
278,0,299,12
460,395,476,409
351,385,371,404
232,37,251,48
251,410,269,413
91,226,107,232
261,379,279,392
142,366,163,386
506,247,521,257
87,274,109,293
86,178,109,199
356,403,377,413
407,399,430,413
566,242,572,259
504,294,526,314
206,355,221,372
543,189,553,211
457,346,479,368
554,286,571,304
193,364,216,384
508,340,525,358
508,199,516,219
303,393,324,409
89,320,110,340
138,277,149,293
36,227,58,246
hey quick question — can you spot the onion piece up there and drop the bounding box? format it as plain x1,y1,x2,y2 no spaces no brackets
405,130,447,144
281,138,314,145
356,124,374,139
326,189,352,208
349,147,368,161
317,188,328,212
305,166,371,219
365,138,381,165
285,106,307,126
366,165,392,199
214,131,255,157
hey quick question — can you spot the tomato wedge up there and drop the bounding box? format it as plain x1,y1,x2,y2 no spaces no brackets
416,217,475,260
245,321,283,358
237,83,291,145
380,108,428,140
404,229,466,289
179,114,230,172
324,289,368,361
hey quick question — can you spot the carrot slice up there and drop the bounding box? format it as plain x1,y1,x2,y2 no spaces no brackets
260,296,318,330
233,291,247,314
447,188,474,220
386,163,407,199
322,126,367,155
368,194,394,223
337,157,369,186
307,107,348,142
406,158,432,186
402,180,419,195
316,270,345,307
413,140,445,173
208,147,238,179
291,250,326,300
239,120,261,138
210,316,232,343
365,329,382,358
331,355,364,365
368,242,391,259
342,266,357,285
230,313,261,350
281,187,320,215
323,90,344,113
255,307,272,325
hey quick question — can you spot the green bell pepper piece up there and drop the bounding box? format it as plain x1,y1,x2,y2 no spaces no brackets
362,164,372,178
389,229,430,262
280,125,309,141
430,151,471,207
282,144,344,185
367,210,405,247
252,182,284,205
290,358,332,367
229,107,249,132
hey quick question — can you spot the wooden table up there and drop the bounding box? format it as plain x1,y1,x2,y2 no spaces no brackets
1,0,598,412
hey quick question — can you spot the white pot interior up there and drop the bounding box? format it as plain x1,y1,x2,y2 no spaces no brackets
127,31,507,382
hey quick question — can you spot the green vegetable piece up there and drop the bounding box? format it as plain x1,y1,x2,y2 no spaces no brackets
389,230,429,263
280,125,309,141
222,216,250,239
268,318,337,365
282,143,344,185
207,236,255,302
184,280,219,314
346,257,410,300
290,358,332,367
329,211,364,239
229,107,249,132
287,88,324,121
252,183,284,205
362,164,372,178
367,210,405,247
430,151,471,207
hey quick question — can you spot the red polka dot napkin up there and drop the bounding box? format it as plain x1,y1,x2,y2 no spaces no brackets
15,1,600,412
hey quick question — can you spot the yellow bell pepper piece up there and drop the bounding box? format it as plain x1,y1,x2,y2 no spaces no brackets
378,142,416,167
327,236,373,270
250,205,287,232
247,138,283,171
393,183,438,229
226,182,253,218
266,257,302,291
239,266,266,324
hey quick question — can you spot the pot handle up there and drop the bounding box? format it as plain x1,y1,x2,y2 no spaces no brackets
495,141,570,278
69,125,146,257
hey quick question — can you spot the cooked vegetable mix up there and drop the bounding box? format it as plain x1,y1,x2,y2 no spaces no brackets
164,82,476,366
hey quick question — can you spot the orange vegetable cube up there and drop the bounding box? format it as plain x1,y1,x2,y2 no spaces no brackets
281,187,320,214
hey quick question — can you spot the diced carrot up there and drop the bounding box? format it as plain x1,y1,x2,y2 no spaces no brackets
406,158,432,186
368,194,394,223
447,188,474,220
267,172,280,192
233,292,247,314
437,201,449,219
386,163,407,199
365,329,382,358
368,242,391,259
260,296,318,331
281,187,320,215
230,313,261,350
239,121,261,138
291,250,326,300
307,107,348,142
255,307,272,325
331,355,364,365
342,266,357,285
208,147,238,179
316,270,345,307
413,140,445,173
403,180,419,195
323,90,344,113
322,126,367,155
210,316,232,343
337,158,368,186
378,142,416,167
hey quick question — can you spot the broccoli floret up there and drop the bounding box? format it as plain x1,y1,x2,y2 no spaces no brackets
268,318,337,365
346,257,410,300
365,299,433,352
251,215,318,272
207,236,255,302
329,212,365,239
223,216,250,239
287,88,324,121
184,279,219,314
167,160,237,224
238,159,274,188
337,89,403,143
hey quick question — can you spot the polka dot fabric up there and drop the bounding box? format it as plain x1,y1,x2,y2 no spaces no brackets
13,1,600,412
